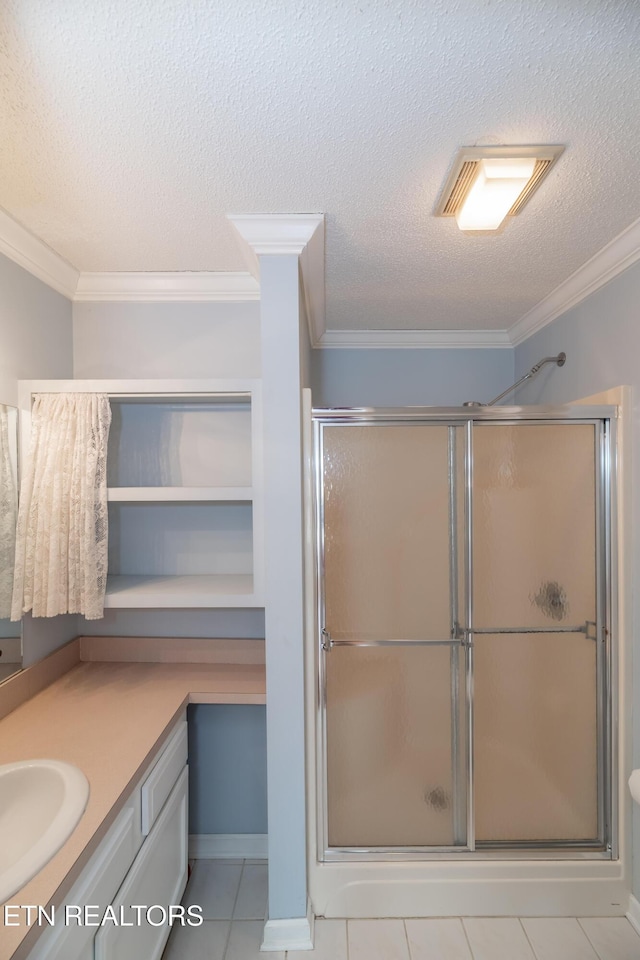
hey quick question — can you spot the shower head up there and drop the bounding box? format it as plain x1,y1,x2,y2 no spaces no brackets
530,352,566,375
463,353,566,408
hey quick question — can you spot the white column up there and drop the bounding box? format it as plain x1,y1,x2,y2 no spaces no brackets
227,215,324,950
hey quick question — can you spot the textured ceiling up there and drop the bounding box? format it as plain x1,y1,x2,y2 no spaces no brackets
1,0,640,331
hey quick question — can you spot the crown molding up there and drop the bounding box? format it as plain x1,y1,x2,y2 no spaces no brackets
227,213,325,344
227,213,325,270
318,328,513,349
509,214,640,345
0,207,79,299
299,217,325,346
74,271,259,302
5,199,638,348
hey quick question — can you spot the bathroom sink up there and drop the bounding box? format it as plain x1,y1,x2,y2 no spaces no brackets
0,759,89,904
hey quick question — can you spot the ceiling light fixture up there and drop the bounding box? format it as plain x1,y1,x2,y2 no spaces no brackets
435,145,564,232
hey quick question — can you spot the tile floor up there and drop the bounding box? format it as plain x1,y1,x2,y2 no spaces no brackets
162,860,640,960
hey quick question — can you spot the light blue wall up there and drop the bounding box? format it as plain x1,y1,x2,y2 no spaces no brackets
514,262,640,406
311,347,513,407
73,301,260,379
0,253,73,405
514,259,640,896
188,704,267,834
0,252,78,665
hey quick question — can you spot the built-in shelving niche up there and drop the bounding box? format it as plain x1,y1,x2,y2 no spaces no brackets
19,380,264,609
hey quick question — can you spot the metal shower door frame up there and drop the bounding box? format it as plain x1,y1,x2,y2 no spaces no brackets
313,405,617,863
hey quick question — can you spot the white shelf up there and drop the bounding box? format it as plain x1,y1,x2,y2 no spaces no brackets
18,378,265,610
105,574,262,609
107,486,254,502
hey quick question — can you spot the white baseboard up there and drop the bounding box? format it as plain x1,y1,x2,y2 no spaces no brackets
188,833,268,860
627,894,640,935
261,899,314,952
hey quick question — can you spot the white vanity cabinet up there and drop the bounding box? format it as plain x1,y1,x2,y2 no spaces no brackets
26,720,188,960
18,378,264,609
93,767,188,960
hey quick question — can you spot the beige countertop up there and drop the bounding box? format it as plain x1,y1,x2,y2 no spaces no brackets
0,654,266,960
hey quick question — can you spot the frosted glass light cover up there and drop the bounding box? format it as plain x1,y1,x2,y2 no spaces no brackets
455,158,536,231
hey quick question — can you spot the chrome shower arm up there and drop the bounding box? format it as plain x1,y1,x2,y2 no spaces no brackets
465,353,566,407
485,369,537,406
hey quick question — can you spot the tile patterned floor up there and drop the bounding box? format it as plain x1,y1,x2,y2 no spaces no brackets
163,860,640,960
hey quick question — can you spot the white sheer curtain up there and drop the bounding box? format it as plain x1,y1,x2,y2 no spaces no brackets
11,394,112,620
0,405,17,619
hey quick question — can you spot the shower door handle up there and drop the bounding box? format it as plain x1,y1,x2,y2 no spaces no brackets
321,628,332,651
320,632,464,648
470,624,590,636
456,623,597,648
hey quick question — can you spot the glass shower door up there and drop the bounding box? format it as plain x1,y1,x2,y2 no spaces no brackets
317,413,610,857
472,422,602,845
320,423,468,849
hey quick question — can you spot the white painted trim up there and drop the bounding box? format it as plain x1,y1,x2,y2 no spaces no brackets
188,833,268,860
227,214,325,269
227,213,326,346
74,271,259,302
0,206,79,299
261,900,314,952
509,214,640,345
2,198,639,350
299,217,326,346
19,377,260,395
318,328,513,349
627,894,640,936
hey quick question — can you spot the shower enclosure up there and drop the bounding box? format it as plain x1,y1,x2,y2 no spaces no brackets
313,406,616,860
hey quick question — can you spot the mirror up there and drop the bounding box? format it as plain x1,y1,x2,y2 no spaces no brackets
0,403,21,683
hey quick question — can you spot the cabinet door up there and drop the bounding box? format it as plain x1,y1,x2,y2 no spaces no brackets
26,804,141,960
141,720,188,835
94,768,188,960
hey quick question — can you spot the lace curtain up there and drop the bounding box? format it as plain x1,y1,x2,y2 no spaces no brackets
0,405,17,619
11,394,112,620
